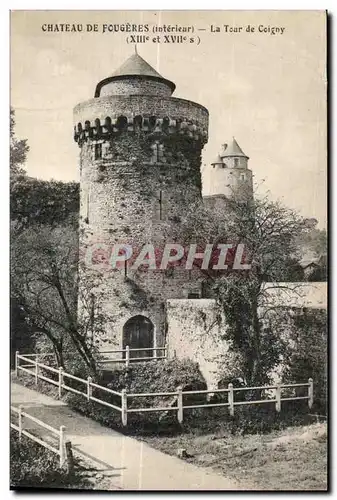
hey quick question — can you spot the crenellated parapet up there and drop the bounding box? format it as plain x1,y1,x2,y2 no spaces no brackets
73,95,208,145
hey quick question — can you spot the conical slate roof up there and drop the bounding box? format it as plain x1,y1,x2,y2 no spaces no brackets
111,53,164,79
221,138,248,158
95,51,176,97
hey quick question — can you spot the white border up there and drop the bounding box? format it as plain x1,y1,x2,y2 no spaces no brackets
3,3,334,499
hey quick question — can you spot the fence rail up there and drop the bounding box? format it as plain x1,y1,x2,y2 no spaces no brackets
10,405,67,467
98,344,168,367
15,351,314,427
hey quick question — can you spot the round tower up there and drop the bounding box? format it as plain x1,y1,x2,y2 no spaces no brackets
205,138,253,208
74,51,209,355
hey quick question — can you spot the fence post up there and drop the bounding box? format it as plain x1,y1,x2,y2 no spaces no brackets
308,378,314,409
125,345,130,368
228,383,234,416
18,405,23,441
58,367,64,399
275,384,281,412
59,425,66,467
35,354,39,385
65,441,74,475
177,386,183,424
87,376,92,401
15,351,19,377
121,389,128,426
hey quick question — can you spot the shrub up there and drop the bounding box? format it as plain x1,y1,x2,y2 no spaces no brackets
65,359,207,434
10,430,87,489
283,309,327,415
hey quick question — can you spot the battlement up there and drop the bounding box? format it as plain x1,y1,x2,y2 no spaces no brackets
73,95,208,145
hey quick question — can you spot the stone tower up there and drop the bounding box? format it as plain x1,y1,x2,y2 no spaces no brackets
204,138,253,210
73,51,209,355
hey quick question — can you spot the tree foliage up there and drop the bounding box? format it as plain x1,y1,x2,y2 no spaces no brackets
10,107,80,363
10,108,29,176
282,308,327,413
10,223,103,374
175,193,309,385
213,196,309,385
10,176,79,231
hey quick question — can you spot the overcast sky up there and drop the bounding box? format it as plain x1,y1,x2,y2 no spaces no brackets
11,10,327,227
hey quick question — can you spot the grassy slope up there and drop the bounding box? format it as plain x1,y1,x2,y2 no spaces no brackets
141,423,328,491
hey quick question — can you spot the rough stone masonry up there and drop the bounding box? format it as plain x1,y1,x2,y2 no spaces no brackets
74,51,209,356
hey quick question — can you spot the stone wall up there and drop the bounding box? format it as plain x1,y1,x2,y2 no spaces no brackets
166,299,243,390
165,282,327,389
99,77,173,97
75,88,209,352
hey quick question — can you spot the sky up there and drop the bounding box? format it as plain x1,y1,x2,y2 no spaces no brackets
11,10,327,227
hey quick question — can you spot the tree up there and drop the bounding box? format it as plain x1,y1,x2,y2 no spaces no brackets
213,195,311,385
10,223,105,374
10,176,79,231
297,218,327,258
10,107,29,176
172,191,309,386
9,108,80,362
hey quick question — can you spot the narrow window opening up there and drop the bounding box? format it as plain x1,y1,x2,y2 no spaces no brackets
84,189,89,224
159,190,163,220
151,141,161,163
234,158,239,168
162,117,170,133
94,143,102,160
153,189,165,221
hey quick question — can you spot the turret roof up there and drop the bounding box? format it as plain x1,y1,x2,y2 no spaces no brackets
221,138,248,158
111,52,163,79
94,51,176,97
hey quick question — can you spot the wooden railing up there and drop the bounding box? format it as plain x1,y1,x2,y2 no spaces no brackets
98,344,168,367
15,351,314,427
10,405,67,467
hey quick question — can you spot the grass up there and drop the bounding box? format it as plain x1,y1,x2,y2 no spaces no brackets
140,423,328,491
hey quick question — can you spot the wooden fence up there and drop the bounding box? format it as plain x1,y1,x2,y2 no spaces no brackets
10,405,67,467
15,351,314,427
99,344,168,366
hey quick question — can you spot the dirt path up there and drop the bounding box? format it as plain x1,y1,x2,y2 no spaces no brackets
11,382,248,491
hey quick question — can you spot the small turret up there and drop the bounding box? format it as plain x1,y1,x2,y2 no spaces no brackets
205,137,253,204
220,137,249,169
